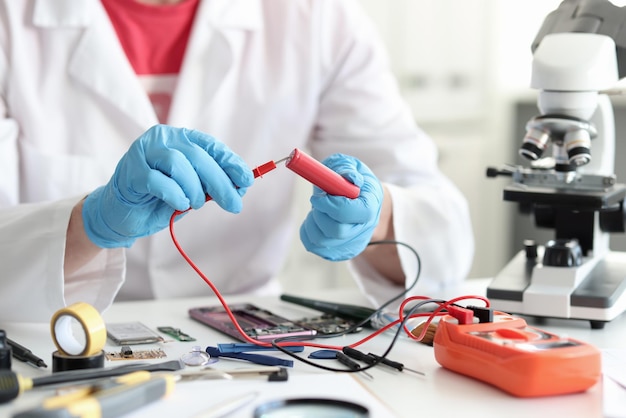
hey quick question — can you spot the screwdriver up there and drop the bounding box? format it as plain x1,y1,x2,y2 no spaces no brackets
6,338,47,368
13,371,175,418
342,347,424,376
0,360,184,403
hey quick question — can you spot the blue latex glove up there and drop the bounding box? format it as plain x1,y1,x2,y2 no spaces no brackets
83,125,254,248
300,154,383,261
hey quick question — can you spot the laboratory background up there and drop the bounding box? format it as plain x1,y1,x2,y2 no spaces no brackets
277,0,626,292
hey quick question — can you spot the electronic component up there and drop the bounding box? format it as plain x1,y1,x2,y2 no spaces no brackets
157,326,196,342
292,314,362,335
105,347,167,361
188,303,316,342
121,345,133,358
106,322,164,345
433,311,601,397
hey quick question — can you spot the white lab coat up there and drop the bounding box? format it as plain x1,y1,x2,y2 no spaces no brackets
0,0,474,322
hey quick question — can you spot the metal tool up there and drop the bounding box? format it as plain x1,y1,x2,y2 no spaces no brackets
177,366,287,382
6,338,47,369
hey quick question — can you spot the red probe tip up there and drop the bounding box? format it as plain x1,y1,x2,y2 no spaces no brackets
252,161,278,178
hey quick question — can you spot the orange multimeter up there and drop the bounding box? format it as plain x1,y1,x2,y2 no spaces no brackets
433,310,601,397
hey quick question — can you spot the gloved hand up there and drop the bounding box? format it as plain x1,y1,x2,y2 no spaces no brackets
300,154,383,261
83,125,253,248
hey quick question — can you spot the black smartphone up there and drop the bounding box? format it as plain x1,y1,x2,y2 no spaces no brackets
188,303,317,342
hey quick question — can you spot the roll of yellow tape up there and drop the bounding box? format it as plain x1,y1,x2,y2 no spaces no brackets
50,302,107,357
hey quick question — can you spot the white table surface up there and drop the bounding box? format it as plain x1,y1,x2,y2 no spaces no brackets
1,279,625,418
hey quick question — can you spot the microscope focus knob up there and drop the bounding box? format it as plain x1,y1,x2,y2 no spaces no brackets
524,240,538,260
542,239,583,267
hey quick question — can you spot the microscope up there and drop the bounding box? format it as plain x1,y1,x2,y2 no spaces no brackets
487,0,626,328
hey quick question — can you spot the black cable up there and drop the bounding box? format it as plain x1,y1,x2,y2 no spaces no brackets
271,297,445,374
270,239,431,374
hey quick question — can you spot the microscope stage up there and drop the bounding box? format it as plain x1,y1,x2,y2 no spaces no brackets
502,183,626,210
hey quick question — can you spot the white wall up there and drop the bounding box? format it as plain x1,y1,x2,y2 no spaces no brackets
354,0,565,279
278,0,592,291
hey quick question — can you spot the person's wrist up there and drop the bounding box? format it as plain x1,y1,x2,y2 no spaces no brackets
82,186,136,249
369,185,392,242
64,198,104,276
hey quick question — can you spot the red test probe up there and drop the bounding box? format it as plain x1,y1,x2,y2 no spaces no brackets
253,148,361,198
168,147,364,350
196,148,361,206
282,148,361,198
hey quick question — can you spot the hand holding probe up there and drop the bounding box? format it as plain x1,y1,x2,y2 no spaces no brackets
196,148,361,207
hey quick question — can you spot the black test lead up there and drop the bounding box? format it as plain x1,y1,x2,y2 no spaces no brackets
342,347,424,376
335,352,373,379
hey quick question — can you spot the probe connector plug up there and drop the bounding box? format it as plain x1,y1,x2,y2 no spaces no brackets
446,306,474,325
